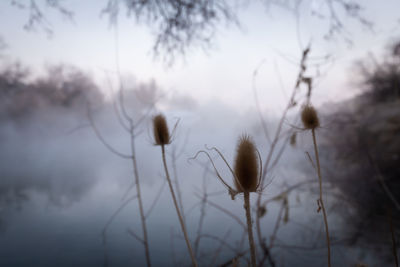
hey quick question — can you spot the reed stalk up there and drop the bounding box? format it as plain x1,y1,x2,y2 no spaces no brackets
302,104,331,267
311,128,331,267
244,191,257,267
160,144,198,267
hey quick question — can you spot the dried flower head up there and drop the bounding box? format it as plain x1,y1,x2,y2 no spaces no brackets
301,105,320,130
234,135,260,193
153,114,170,145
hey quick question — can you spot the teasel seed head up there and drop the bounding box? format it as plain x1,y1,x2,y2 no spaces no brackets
301,105,320,130
153,114,170,145
233,135,259,193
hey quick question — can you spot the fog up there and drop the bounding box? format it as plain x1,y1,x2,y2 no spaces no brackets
1,1,400,266
0,63,390,266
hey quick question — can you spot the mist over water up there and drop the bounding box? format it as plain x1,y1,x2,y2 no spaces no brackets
1,19,398,264
0,79,385,266
0,71,323,266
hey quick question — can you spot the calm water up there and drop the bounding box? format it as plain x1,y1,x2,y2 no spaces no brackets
0,104,383,266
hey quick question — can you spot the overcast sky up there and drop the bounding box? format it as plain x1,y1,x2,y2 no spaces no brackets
1,0,400,114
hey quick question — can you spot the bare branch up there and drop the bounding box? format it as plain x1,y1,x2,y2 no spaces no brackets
255,46,311,265
145,179,167,219
199,233,238,254
12,0,74,36
189,150,236,197
194,165,211,257
196,194,247,230
127,228,145,244
102,194,138,241
102,0,238,64
211,230,232,265
87,104,132,159
102,194,138,266
252,59,271,143
103,70,130,132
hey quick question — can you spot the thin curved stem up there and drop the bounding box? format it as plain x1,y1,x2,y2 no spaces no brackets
388,208,399,267
255,47,310,267
161,145,198,267
312,128,331,267
244,191,257,267
189,150,237,199
87,105,132,159
130,127,152,267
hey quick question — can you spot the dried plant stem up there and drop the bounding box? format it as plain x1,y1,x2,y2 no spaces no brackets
255,48,310,267
388,208,399,267
244,192,257,267
161,145,198,267
171,149,186,224
88,104,152,267
130,134,151,267
311,129,331,267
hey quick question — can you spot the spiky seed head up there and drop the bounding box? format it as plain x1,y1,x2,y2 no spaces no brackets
153,114,170,145
233,135,259,193
301,105,320,130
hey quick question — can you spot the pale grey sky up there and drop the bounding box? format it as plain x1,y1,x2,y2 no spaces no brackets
1,0,399,113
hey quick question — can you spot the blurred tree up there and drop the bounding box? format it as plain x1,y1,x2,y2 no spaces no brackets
0,63,103,120
320,40,400,263
9,0,74,36
357,41,400,102
8,0,373,63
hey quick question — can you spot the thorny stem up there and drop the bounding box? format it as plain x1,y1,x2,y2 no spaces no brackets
161,145,198,267
311,128,331,267
244,191,257,267
130,127,152,267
